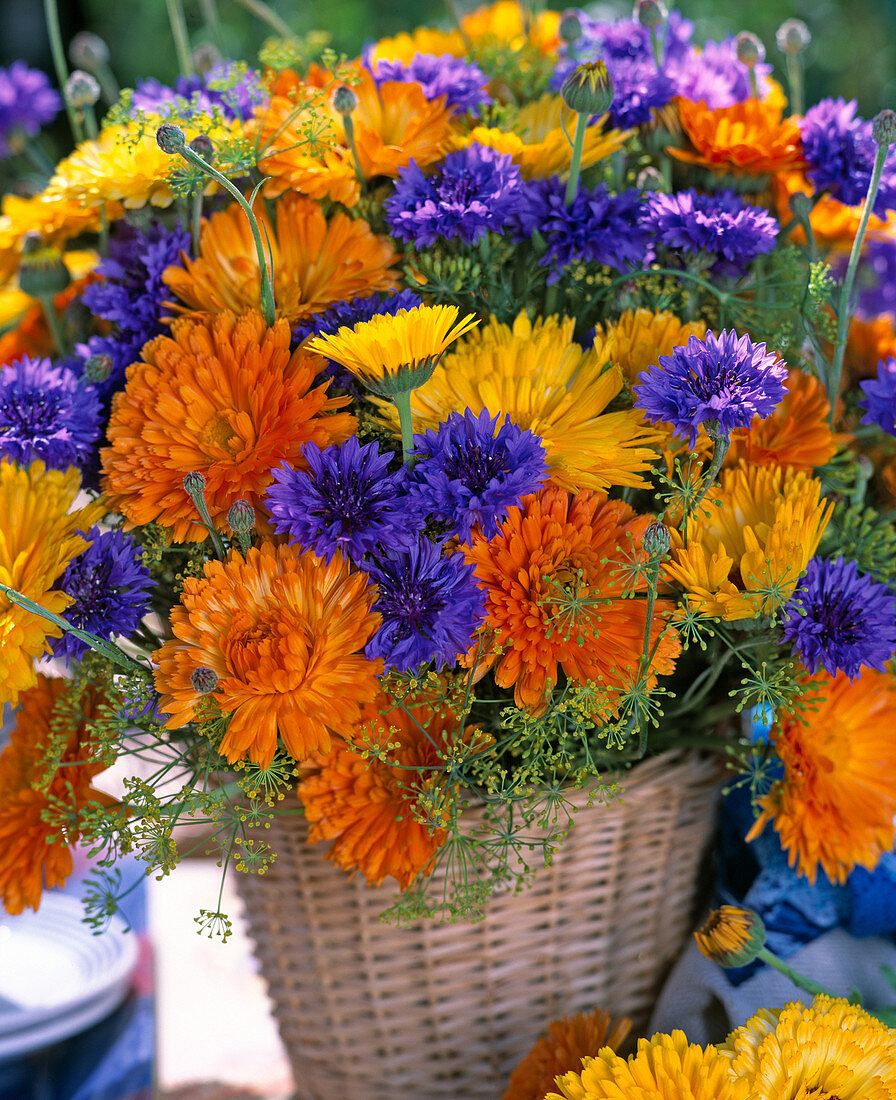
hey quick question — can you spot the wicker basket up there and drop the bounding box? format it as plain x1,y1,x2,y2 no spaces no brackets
236,749,721,1100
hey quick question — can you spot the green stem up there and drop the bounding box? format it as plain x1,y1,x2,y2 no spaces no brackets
690,424,730,516
564,112,589,206
756,946,833,998
638,560,661,680
184,484,227,559
785,54,803,117
94,63,120,106
198,0,224,53
342,114,366,186
828,140,891,419
165,0,194,75
18,141,55,178
191,191,204,255
232,0,297,39
38,294,68,357
393,390,416,466
43,0,83,143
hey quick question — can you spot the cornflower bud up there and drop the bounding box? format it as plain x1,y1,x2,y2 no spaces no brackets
558,10,582,43
183,470,207,497
65,70,100,109
18,234,70,298
642,521,670,558
333,84,358,116
227,499,255,534
189,134,214,163
191,666,219,694
84,353,113,383
775,17,810,56
192,42,221,76
872,109,896,147
156,123,187,155
69,31,110,70
694,906,767,968
559,60,614,116
736,31,765,69
634,0,667,32
636,165,664,191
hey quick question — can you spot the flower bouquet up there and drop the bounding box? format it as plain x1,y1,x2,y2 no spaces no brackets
1,0,896,1093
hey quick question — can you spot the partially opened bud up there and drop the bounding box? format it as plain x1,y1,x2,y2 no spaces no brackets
156,123,187,154
190,666,219,694
872,109,896,147
18,235,70,298
694,906,767,967
84,354,113,383
560,60,614,116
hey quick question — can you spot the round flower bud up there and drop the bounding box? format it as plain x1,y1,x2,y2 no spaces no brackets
872,109,896,147
192,42,221,76
736,31,766,69
65,70,101,109
636,165,664,191
190,666,219,694
642,520,670,558
775,18,810,56
227,499,255,534
182,470,207,496
156,123,187,155
559,10,582,43
84,353,113,383
69,31,110,70
694,906,766,968
634,0,667,32
189,134,214,163
18,238,70,298
333,84,358,116
560,60,614,117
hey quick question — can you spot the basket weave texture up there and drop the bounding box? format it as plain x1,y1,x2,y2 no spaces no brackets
236,749,721,1100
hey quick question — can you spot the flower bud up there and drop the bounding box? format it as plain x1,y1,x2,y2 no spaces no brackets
788,191,811,219
183,470,207,496
18,236,70,298
636,165,664,191
156,123,187,155
634,0,667,32
642,521,670,558
65,70,101,109
736,31,765,69
558,10,582,43
694,906,766,968
560,60,614,117
189,134,214,163
775,18,810,57
192,42,221,76
227,499,256,534
190,666,219,694
69,31,110,70
333,84,358,116
84,353,113,383
872,109,896,147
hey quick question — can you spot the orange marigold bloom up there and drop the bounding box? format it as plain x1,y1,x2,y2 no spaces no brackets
0,675,110,914
746,669,896,885
726,368,847,472
845,313,896,382
464,488,680,711
773,171,896,251
154,542,383,768
502,1008,631,1100
298,691,488,889
100,310,356,543
163,192,399,324
671,88,804,176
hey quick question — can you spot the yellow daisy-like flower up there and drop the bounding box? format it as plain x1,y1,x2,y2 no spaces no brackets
0,250,98,330
0,193,108,283
721,995,896,1100
594,308,707,386
304,304,479,396
377,312,661,493
0,460,104,706
546,1031,749,1100
458,93,631,179
693,906,766,968
664,462,833,620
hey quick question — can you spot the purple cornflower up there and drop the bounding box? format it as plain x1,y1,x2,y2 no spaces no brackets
0,62,61,157
509,178,650,282
265,438,423,564
666,38,773,108
409,410,548,542
642,189,779,277
371,53,491,114
800,99,896,217
634,330,789,448
131,63,264,121
362,537,486,673
384,145,522,247
782,557,896,680
0,356,101,471
857,239,896,318
51,528,155,663
859,357,896,436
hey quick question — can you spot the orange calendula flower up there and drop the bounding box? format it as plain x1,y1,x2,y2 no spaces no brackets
298,691,489,889
726,368,847,472
163,192,399,324
746,669,896,885
664,462,833,620
464,487,680,711
774,170,896,252
844,313,896,382
100,310,355,543
502,1008,631,1100
154,542,382,769
0,675,111,914
0,460,103,706
694,906,767,968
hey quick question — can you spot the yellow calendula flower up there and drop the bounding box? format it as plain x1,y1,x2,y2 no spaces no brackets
594,308,707,386
664,462,833,620
0,194,108,284
0,250,98,330
694,906,767,968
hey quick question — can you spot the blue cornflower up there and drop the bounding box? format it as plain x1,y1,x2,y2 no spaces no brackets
666,38,772,108
265,438,423,563
782,557,896,680
800,99,896,217
131,63,264,121
0,356,101,471
642,189,779,277
509,178,650,282
362,538,486,672
857,238,896,318
859,357,896,436
371,53,491,114
384,145,522,247
409,409,547,542
0,62,61,157
51,528,155,663
634,329,788,448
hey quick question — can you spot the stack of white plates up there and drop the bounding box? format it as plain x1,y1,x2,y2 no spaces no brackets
0,893,139,1063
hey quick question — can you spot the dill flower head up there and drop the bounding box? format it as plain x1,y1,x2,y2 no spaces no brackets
721,994,896,1098
502,1008,631,1100
0,460,103,705
298,689,489,889
782,557,896,680
153,541,383,769
747,669,896,884
593,308,706,386
546,1030,749,1100
383,312,661,493
0,675,108,914
664,463,833,620
860,357,896,435
100,310,356,543
693,906,766,968
635,330,789,450
163,192,399,324
304,304,479,397
464,487,680,711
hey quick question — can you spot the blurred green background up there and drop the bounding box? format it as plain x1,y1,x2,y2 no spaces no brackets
2,0,894,116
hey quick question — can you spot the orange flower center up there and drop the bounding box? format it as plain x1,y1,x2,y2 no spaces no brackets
200,411,239,454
